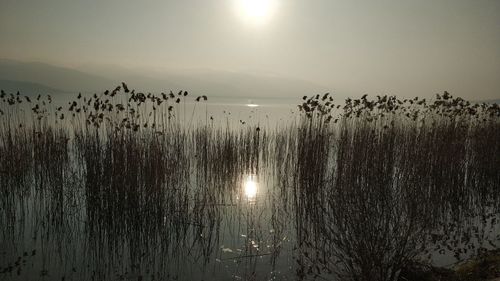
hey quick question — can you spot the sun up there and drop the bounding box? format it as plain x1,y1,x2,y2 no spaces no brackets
236,0,276,26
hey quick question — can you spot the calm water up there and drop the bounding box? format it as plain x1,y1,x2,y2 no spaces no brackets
1,95,499,281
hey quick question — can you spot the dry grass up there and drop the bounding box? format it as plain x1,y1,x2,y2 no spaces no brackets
0,86,498,281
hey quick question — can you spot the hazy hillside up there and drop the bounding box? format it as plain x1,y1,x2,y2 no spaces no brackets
0,59,116,93
0,60,496,103
0,79,64,95
0,59,330,99
77,64,331,98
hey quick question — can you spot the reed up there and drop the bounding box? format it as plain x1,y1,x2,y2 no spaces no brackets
0,85,498,281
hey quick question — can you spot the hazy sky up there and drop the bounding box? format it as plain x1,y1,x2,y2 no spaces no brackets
1,0,499,99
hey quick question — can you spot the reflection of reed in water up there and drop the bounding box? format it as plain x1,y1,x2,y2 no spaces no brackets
287,93,500,281
0,86,499,280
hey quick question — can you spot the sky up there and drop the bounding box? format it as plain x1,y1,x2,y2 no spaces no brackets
1,0,499,99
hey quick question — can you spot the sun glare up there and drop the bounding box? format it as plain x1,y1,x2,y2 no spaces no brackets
243,176,258,200
236,0,276,26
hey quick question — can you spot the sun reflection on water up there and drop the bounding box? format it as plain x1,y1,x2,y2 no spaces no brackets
243,175,258,200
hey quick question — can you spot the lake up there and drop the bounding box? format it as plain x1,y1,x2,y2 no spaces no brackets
1,88,499,281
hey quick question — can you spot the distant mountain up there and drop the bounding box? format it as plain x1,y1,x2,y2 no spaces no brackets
0,59,331,99
0,59,116,93
0,79,64,95
77,64,332,99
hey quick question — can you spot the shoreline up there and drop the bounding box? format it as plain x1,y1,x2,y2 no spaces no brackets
401,249,500,281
